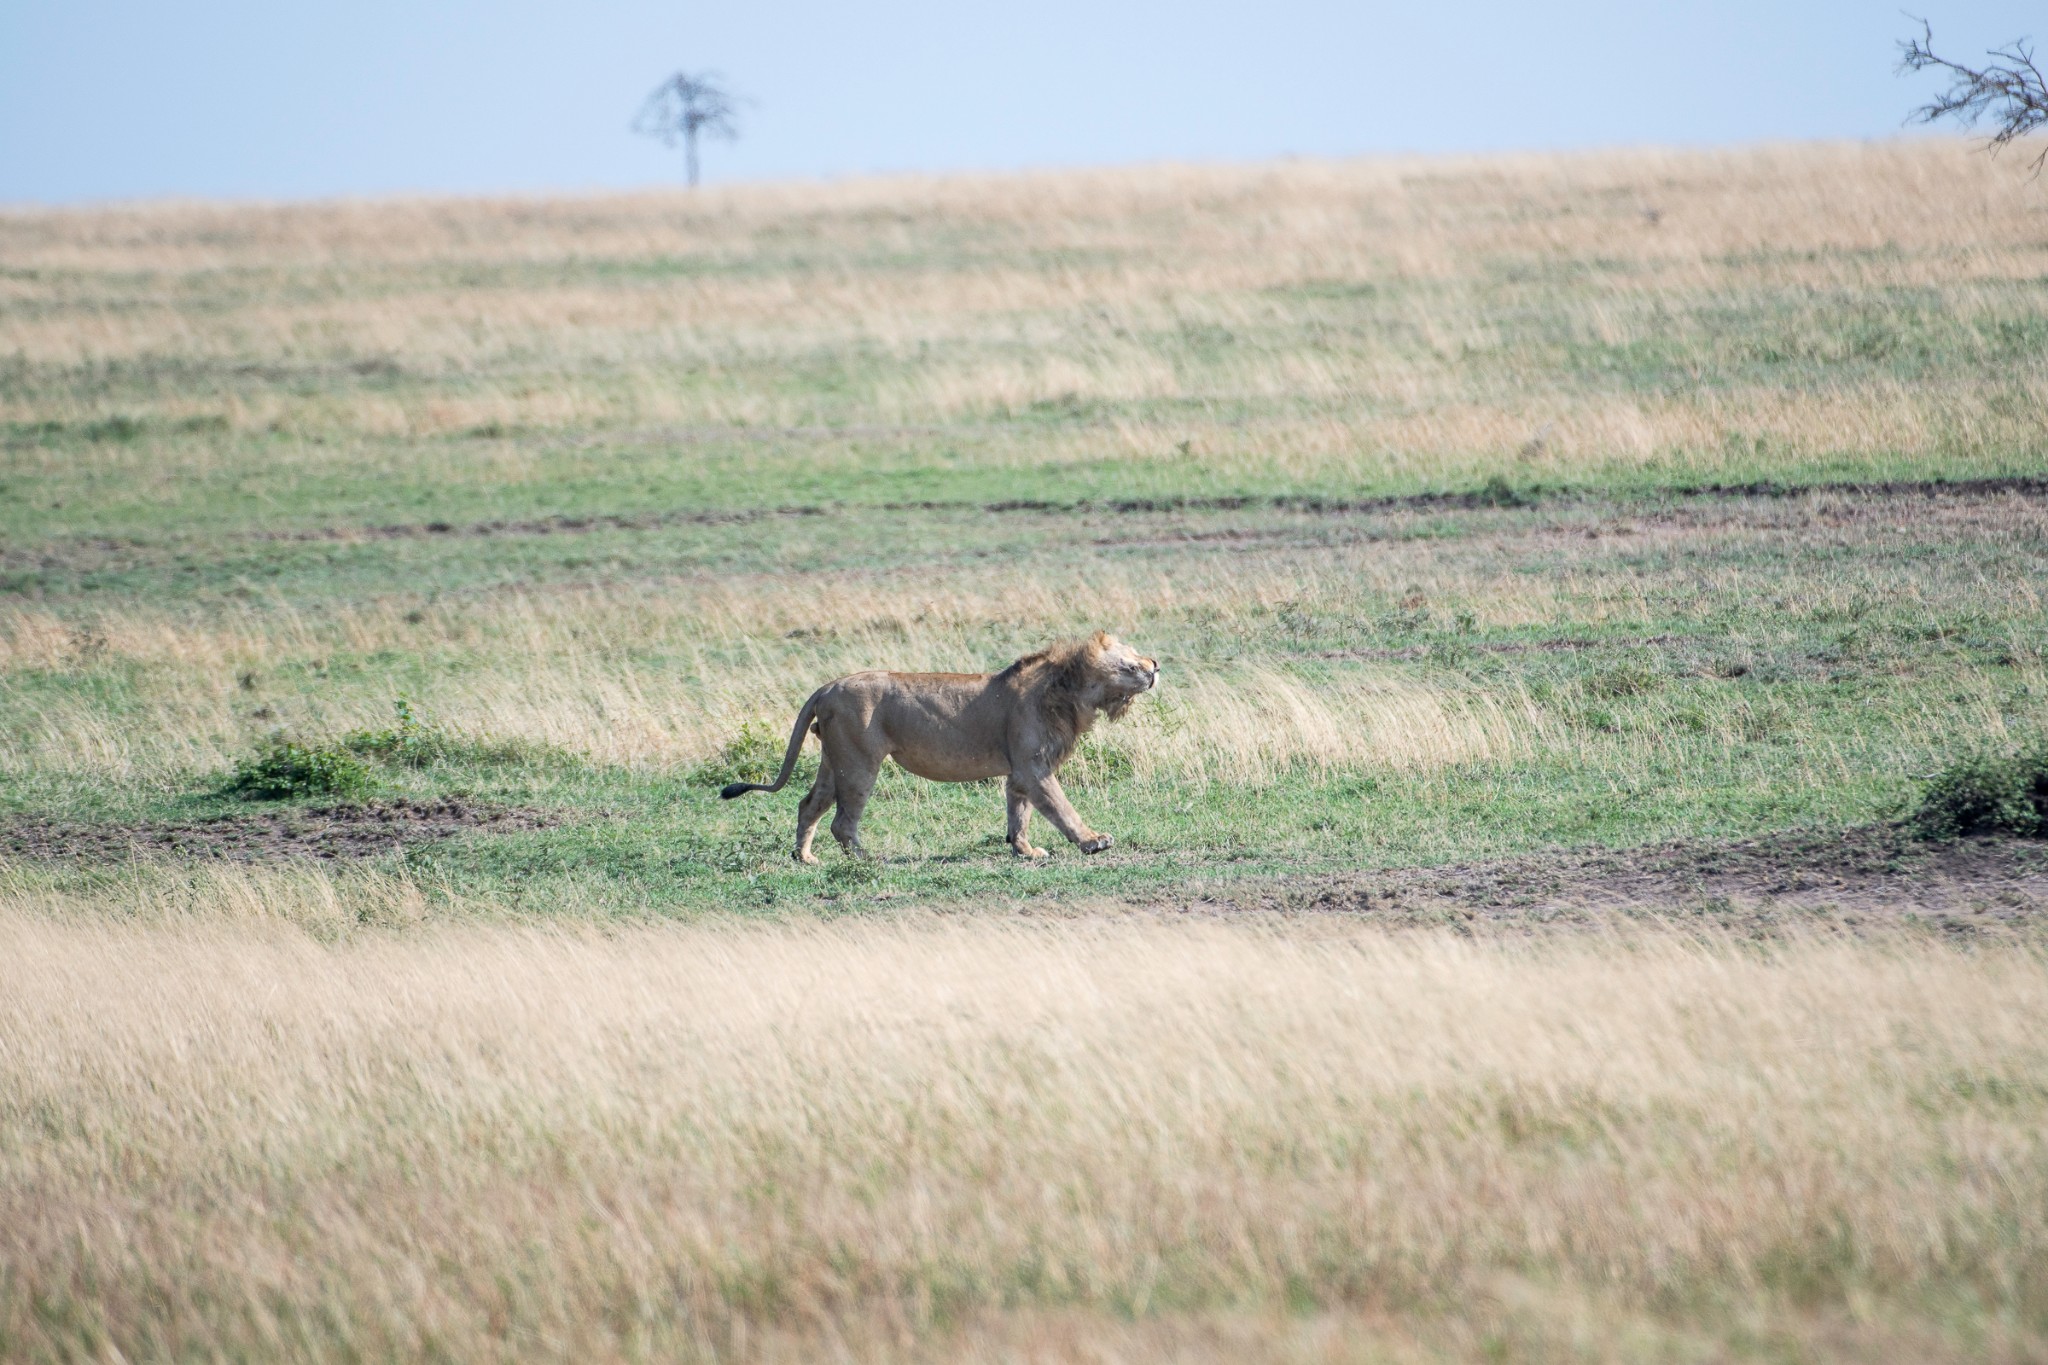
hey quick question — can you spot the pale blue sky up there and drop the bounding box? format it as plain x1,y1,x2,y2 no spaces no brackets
0,2,2038,203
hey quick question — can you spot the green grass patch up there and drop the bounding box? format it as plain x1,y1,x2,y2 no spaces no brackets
224,735,376,801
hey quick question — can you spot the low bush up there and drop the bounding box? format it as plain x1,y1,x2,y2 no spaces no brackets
1911,742,2048,839
342,698,445,768
343,698,555,770
1474,473,1535,508
225,735,375,801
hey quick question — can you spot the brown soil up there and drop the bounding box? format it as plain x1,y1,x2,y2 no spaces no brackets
250,473,2048,546
0,798,560,863
1184,826,2048,936
961,473,2048,520
13,473,2044,574
1313,633,1700,663
252,505,828,543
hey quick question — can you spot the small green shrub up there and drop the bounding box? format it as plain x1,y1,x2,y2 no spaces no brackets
1912,744,2048,840
826,857,882,885
226,735,375,800
692,719,811,789
343,697,445,767
1474,473,1534,508
81,415,145,444
343,698,555,769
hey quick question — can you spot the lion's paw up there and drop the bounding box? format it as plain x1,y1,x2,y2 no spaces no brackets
1079,834,1115,855
1012,843,1049,860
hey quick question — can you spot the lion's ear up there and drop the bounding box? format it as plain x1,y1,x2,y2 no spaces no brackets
1092,630,1112,646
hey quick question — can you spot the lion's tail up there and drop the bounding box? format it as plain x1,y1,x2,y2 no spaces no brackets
719,689,825,800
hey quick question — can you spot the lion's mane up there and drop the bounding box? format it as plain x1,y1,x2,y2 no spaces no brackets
998,631,1132,766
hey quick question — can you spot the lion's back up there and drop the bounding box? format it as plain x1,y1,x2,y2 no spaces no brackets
810,669,1010,779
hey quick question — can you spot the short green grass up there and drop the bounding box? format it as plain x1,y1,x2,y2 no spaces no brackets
4,141,2047,916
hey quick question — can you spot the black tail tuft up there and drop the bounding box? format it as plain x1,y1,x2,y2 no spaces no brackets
719,782,753,800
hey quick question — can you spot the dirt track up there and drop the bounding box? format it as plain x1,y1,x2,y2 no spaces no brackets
11,473,2046,574
1189,825,2048,936
8,801,2043,936
0,798,559,863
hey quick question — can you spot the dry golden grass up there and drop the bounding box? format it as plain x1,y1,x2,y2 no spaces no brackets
0,614,1537,784
1,874,2043,1362
6,140,2045,477
7,487,2043,787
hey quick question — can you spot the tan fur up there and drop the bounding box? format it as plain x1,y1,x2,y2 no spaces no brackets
721,632,1160,862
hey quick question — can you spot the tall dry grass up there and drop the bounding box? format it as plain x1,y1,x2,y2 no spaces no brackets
0,636,1535,785
6,140,2046,477
16,489,2048,789
8,487,2044,787
1,879,2043,1361
0,511,1585,782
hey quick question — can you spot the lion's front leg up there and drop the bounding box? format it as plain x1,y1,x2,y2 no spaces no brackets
1006,779,1048,858
1019,770,1113,855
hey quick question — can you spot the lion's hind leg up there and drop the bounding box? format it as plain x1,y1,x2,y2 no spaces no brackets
794,756,837,865
821,735,881,859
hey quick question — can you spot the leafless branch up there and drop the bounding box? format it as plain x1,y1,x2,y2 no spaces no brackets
1900,17,2048,172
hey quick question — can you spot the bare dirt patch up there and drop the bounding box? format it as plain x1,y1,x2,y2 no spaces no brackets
1195,826,2048,936
0,798,560,863
11,474,2044,579
1313,632,1700,663
964,473,2048,520
254,505,828,544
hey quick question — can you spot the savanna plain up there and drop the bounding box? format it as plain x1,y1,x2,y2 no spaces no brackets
4,140,2048,1361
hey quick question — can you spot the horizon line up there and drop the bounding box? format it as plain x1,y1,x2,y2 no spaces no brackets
0,132,1975,217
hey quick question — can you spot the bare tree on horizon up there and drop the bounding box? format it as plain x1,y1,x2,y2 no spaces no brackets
634,71,743,188
1901,18,2048,172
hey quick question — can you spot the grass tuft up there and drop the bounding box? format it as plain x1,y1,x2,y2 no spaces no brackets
1912,742,2048,840
341,697,552,770
1065,733,1136,787
1475,473,1536,508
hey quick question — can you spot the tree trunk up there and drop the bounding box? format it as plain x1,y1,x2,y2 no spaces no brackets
686,132,700,189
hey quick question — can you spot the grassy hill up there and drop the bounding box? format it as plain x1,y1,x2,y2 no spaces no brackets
5,139,2048,911
3,142,2046,1361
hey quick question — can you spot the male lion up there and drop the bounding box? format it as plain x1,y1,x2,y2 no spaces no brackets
721,632,1160,862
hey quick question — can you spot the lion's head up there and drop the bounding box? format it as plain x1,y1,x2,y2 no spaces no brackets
1043,631,1160,725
